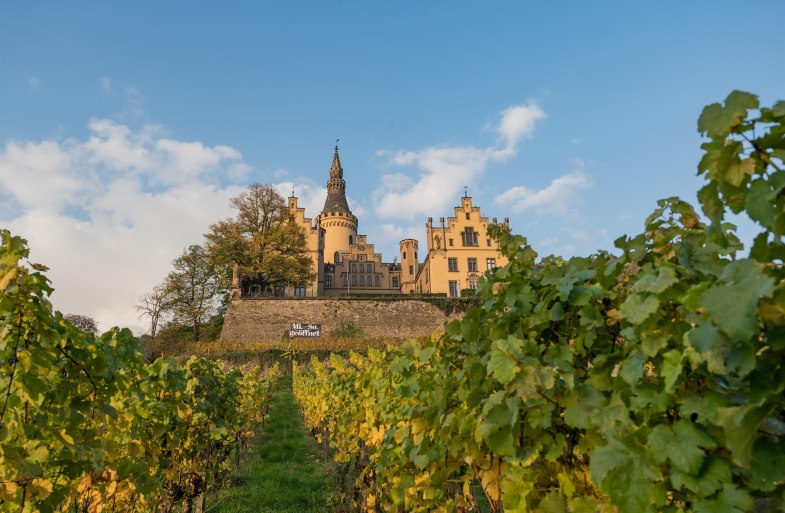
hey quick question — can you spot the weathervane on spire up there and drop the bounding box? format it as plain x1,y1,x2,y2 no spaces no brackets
335,138,340,150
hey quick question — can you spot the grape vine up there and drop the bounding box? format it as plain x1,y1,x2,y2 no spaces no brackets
0,234,279,513
293,91,785,513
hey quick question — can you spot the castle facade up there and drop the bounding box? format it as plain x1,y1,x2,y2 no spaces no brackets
234,146,509,298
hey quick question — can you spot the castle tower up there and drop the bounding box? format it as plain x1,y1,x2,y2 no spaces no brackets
317,145,358,264
399,239,419,294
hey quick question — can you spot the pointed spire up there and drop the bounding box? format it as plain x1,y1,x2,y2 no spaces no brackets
322,142,352,215
330,143,343,179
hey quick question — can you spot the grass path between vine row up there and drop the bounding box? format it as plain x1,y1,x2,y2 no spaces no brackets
208,374,332,513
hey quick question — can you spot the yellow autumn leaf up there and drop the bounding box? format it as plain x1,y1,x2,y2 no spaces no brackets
0,482,19,500
367,425,385,447
77,475,92,494
0,267,17,290
105,480,117,498
481,468,501,502
60,428,75,445
30,478,53,499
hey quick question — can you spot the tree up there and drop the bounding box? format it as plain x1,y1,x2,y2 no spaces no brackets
205,183,314,294
164,244,220,341
64,313,98,335
135,284,169,342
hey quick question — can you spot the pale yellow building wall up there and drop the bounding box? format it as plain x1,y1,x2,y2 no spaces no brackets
414,196,508,297
288,195,324,296
318,211,358,265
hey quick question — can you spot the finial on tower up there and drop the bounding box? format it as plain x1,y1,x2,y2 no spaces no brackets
464,186,468,198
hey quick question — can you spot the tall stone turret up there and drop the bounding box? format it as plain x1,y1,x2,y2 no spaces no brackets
399,239,419,294
317,145,358,264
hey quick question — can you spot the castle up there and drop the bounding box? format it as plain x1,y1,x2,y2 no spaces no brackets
231,146,509,298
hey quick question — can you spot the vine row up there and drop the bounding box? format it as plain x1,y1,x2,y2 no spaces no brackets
293,92,785,512
0,233,280,513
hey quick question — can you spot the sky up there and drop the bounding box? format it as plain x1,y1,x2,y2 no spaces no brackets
1,1,784,334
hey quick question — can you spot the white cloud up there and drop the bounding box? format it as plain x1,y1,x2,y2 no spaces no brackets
26,77,41,91
373,101,545,221
100,77,112,94
273,179,327,221
349,199,367,220
496,103,546,152
0,119,252,334
366,223,424,260
495,172,592,217
379,172,413,192
374,146,489,220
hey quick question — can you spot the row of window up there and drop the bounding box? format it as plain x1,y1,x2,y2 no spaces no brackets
448,257,496,272
326,274,400,288
346,263,373,273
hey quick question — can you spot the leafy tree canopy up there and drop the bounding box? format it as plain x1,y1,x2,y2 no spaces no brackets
164,244,220,341
205,183,314,290
63,313,99,335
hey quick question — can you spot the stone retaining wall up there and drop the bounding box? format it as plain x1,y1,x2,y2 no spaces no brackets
219,298,461,342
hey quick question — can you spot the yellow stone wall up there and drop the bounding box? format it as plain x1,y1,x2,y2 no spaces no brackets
414,196,508,296
287,196,324,296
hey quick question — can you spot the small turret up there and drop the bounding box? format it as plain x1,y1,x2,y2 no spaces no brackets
399,239,419,294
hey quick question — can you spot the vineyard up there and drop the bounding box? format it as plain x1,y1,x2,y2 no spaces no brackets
0,231,280,513
293,91,785,513
2,91,784,513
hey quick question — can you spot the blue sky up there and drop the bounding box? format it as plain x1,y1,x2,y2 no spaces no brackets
1,1,784,331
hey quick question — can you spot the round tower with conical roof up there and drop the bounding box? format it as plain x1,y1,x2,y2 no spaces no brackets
317,145,358,264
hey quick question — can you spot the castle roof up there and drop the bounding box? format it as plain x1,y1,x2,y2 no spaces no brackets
321,145,352,215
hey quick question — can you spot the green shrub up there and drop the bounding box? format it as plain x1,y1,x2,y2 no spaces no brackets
329,322,365,339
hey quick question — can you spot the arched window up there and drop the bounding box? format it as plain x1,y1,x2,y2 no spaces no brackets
334,251,340,263
349,235,354,244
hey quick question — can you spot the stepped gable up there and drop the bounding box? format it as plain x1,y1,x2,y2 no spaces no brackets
321,145,352,215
